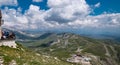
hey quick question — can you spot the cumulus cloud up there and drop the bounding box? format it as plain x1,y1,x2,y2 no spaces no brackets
0,0,18,6
33,0,43,2
47,0,91,22
95,2,101,8
2,8,29,30
1,0,120,35
2,5,58,31
68,14,120,28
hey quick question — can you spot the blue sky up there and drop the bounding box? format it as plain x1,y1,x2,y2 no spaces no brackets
1,0,120,15
0,0,120,36
86,0,120,14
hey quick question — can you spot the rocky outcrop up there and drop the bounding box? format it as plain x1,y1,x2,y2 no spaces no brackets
0,40,16,48
0,56,4,65
67,54,91,65
9,60,17,65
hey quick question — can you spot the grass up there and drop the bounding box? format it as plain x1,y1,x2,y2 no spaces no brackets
82,43,106,57
0,43,74,65
106,45,114,56
114,45,120,63
17,33,120,65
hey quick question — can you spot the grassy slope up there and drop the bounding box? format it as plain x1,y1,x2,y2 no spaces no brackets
15,32,120,65
26,33,120,65
0,43,73,65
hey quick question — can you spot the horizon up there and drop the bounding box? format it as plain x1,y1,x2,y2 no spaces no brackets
0,0,120,37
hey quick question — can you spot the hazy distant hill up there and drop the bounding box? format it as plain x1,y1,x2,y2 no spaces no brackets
2,28,120,65
22,33,120,65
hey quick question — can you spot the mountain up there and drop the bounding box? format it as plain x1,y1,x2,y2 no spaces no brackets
3,28,120,42
0,43,72,65
1,28,120,65
21,33,120,65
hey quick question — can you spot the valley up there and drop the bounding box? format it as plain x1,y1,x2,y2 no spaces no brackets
16,32,120,65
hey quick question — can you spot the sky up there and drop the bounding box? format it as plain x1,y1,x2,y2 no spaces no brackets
0,0,120,36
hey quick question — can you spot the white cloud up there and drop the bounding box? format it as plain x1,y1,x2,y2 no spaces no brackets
47,0,70,8
95,2,101,8
47,0,91,17
33,0,43,2
0,0,18,6
29,5,40,11
68,13,120,28
2,8,29,30
2,5,56,31
46,0,91,23
1,0,120,35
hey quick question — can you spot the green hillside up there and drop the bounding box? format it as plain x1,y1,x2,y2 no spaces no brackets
23,33,120,65
0,43,73,65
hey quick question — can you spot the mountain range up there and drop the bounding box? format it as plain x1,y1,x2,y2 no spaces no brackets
0,28,120,65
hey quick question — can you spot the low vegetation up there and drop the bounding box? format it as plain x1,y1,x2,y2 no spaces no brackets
0,43,73,65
